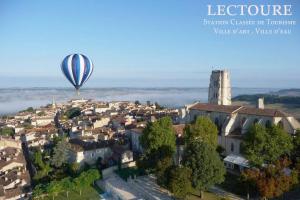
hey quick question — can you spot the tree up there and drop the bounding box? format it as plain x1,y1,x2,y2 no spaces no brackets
32,149,52,182
37,111,46,116
138,116,176,187
292,130,300,163
184,117,218,149
183,142,225,199
33,150,44,169
68,162,81,175
155,156,173,186
242,157,298,199
73,172,88,196
154,102,164,110
167,166,193,200
60,177,74,198
46,181,63,200
33,163,52,182
32,184,47,199
65,107,81,119
24,107,34,112
51,139,71,168
140,116,176,154
241,124,293,167
0,127,15,136
85,169,101,184
216,145,226,156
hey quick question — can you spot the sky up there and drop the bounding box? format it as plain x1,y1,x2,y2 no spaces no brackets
0,0,299,88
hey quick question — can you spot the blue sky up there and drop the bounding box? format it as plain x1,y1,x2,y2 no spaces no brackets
0,0,299,88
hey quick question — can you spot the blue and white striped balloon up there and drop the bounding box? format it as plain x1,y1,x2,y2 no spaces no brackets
61,54,94,90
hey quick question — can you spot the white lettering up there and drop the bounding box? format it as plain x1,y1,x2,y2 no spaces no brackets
207,4,293,16
284,5,292,15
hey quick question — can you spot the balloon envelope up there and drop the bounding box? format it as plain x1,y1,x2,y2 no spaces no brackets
61,54,94,90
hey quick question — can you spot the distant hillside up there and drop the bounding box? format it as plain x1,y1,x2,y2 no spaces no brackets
232,91,300,121
271,89,300,97
232,94,300,107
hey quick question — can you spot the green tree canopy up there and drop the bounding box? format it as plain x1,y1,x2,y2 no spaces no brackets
167,166,193,200
241,124,293,167
33,150,44,169
74,171,89,196
46,180,63,200
84,169,101,184
140,116,176,154
65,107,81,119
0,127,15,136
183,141,225,198
155,156,173,186
137,116,176,185
292,130,300,163
32,184,47,199
23,107,34,113
184,116,218,149
51,139,71,168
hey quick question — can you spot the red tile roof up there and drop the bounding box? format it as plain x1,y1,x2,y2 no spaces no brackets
190,103,241,114
190,103,290,117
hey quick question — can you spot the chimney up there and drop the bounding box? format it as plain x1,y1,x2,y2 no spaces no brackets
257,98,264,109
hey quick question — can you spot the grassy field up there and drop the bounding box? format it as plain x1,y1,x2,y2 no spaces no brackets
43,185,100,200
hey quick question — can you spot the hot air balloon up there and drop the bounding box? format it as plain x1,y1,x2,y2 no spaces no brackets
61,54,94,95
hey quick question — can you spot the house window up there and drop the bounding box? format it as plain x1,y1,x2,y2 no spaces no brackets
231,143,234,152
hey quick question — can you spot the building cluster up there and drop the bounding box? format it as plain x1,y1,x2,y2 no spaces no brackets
0,97,181,199
56,99,179,167
181,70,300,171
0,137,30,200
1,70,300,199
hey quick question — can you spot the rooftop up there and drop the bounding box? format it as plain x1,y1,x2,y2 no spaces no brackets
190,103,291,117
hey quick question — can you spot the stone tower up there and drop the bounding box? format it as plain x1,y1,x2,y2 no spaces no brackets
208,70,231,105
52,96,56,109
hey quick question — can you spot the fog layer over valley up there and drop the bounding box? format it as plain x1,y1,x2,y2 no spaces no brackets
0,87,278,115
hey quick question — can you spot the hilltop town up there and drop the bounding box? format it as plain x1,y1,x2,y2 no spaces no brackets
1,70,300,200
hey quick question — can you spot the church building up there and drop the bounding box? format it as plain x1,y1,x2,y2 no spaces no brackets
182,70,300,171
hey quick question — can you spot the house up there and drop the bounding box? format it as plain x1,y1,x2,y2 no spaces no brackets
94,104,110,114
21,126,57,149
69,139,113,165
93,117,110,129
129,128,144,153
111,145,133,164
31,117,54,127
0,138,31,200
